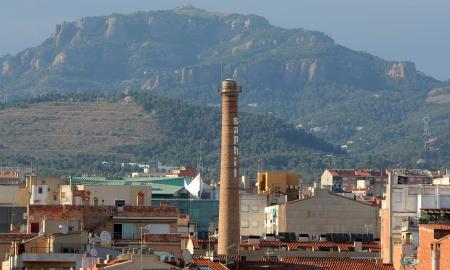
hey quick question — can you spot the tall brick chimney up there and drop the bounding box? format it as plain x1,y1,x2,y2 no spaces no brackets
217,79,241,255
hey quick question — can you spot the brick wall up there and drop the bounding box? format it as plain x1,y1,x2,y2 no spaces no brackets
380,208,390,263
438,235,450,270
28,205,179,233
416,226,435,270
415,225,450,270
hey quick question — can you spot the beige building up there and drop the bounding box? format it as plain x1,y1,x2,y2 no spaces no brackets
257,171,300,197
89,253,179,269
59,184,152,206
0,186,21,207
266,189,380,239
3,231,88,270
24,176,66,205
240,192,267,237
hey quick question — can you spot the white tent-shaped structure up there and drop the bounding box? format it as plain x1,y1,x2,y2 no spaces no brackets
184,173,205,199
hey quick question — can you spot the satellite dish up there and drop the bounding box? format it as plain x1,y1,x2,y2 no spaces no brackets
100,231,112,244
90,247,97,257
182,250,192,264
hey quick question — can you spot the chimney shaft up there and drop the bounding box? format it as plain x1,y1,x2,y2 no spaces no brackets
218,79,241,255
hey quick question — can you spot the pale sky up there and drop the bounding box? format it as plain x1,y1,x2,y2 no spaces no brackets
1,0,449,80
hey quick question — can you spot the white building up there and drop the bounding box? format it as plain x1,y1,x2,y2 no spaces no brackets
381,169,449,263
240,192,267,237
30,184,49,205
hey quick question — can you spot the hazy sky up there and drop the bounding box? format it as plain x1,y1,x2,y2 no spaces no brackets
1,0,449,80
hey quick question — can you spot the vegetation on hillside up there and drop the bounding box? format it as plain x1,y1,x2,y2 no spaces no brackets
0,93,345,181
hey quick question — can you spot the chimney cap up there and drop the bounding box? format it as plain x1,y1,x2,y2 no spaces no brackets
221,79,238,93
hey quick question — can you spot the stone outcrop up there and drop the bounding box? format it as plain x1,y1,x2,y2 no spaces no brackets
52,52,66,66
141,74,160,91
387,62,416,79
1,60,10,76
54,22,78,47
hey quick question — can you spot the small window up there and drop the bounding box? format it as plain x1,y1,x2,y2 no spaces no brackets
31,223,40,233
241,221,249,228
114,224,123,239
241,205,249,212
251,205,259,212
38,187,43,194
115,200,126,207
394,193,402,204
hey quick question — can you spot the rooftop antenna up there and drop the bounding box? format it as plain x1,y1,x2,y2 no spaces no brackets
34,152,38,176
198,141,203,175
423,116,430,148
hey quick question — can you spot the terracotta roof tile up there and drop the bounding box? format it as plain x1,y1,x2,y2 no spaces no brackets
193,239,380,253
281,257,394,270
420,224,450,231
0,234,36,243
190,258,229,270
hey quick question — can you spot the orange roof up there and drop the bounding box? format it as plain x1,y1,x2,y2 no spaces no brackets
420,224,450,231
327,169,385,178
282,257,394,270
0,233,36,243
190,258,228,270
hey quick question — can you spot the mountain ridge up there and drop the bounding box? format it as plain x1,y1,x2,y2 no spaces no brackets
1,7,449,170
0,6,440,100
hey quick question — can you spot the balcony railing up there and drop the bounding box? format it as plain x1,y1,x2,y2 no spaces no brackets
25,243,86,254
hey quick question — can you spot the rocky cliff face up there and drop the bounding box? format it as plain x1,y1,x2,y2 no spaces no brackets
387,62,416,79
0,6,440,107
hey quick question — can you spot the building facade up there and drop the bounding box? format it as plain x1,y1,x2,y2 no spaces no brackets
380,169,449,264
257,171,300,198
321,169,387,197
59,184,152,206
266,189,380,239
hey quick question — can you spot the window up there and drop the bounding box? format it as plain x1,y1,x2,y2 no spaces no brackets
394,193,402,204
114,224,123,239
115,200,126,207
393,217,402,229
261,175,267,191
241,220,249,228
149,224,170,234
122,224,136,239
38,187,43,194
251,205,259,212
31,223,39,233
241,205,249,212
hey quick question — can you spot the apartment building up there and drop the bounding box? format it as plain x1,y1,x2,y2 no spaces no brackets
380,169,449,264
321,169,387,197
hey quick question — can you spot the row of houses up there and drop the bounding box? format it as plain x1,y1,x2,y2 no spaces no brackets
2,167,450,269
